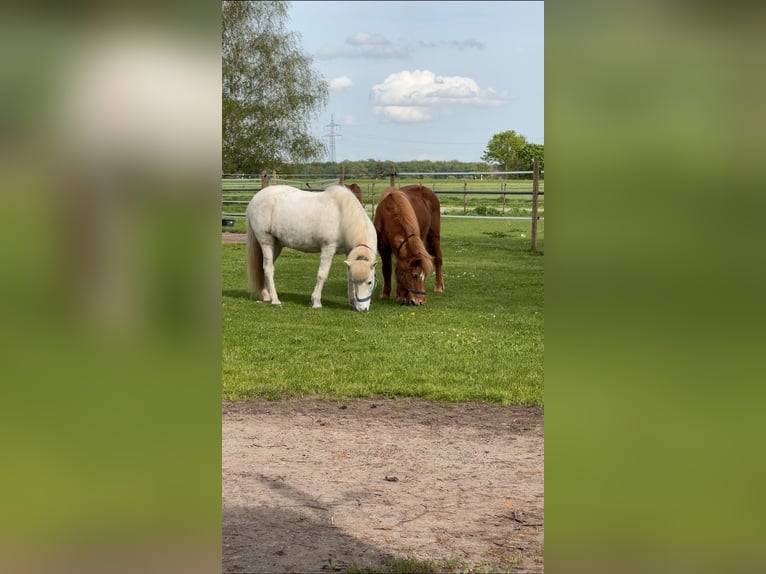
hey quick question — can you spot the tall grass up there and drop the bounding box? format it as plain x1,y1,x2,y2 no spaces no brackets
222,218,543,405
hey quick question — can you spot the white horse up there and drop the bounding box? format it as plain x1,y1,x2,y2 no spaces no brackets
246,184,378,312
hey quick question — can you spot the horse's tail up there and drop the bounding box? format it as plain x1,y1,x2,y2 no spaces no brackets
245,213,264,298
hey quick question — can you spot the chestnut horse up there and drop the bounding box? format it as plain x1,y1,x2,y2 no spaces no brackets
345,183,363,204
397,185,444,294
374,188,435,305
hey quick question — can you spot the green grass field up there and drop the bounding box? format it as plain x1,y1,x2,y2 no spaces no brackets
222,217,544,406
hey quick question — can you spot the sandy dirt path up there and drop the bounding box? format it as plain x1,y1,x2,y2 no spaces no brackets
223,397,544,573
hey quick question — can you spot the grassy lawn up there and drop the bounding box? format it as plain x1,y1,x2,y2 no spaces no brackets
222,217,543,406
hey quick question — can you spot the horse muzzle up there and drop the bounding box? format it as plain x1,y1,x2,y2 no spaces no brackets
399,288,426,306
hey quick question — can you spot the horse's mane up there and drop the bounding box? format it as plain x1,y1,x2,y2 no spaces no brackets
383,189,419,234
382,189,434,275
324,184,375,249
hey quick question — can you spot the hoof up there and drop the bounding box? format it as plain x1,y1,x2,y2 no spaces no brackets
270,299,281,306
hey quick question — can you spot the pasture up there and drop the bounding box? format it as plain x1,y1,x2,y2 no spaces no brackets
222,217,544,406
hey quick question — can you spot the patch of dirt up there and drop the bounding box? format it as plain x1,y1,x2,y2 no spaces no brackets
222,232,246,244
223,397,544,573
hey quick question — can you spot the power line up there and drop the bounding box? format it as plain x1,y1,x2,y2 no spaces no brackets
344,131,486,145
323,114,342,163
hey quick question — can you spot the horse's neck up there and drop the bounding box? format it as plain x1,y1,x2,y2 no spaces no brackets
343,205,376,250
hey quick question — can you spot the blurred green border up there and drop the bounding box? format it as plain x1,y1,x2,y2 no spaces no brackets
546,1,766,572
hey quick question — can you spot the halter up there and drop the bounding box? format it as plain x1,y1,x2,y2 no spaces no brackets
395,234,426,297
356,242,375,253
352,273,377,303
398,274,427,297
398,266,427,296
397,234,417,256
351,243,377,304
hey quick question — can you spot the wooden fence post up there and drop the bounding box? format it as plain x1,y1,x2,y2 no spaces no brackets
531,158,539,251
389,165,396,188
260,169,269,189
339,165,345,185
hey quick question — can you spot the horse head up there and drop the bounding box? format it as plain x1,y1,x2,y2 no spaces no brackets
395,256,432,306
393,232,434,306
345,250,377,312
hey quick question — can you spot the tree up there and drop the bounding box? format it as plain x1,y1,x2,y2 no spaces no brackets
223,1,328,173
481,130,529,172
517,142,545,172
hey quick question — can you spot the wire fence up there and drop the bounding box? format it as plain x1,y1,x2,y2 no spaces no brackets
223,162,544,247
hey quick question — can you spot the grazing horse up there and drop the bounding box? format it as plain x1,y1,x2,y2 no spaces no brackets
373,188,435,305
246,184,378,312
345,183,364,204
397,185,445,293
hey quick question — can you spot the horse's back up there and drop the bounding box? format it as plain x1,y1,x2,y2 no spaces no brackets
399,185,440,213
247,185,341,251
399,185,440,237
374,189,419,239
373,189,399,231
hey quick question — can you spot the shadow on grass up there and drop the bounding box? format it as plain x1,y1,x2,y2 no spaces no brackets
222,289,352,310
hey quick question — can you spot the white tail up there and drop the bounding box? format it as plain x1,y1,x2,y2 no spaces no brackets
245,214,264,298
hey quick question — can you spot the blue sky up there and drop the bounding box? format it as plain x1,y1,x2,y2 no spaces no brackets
287,1,544,163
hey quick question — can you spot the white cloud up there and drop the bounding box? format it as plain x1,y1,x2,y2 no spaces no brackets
329,75,353,91
317,32,410,60
371,69,507,111
373,106,432,123
347,32,389,46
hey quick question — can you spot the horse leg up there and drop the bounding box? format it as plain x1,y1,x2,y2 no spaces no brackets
311,244,336,308
429,234,444,292
379,242,393,300
260,242,281,305
347,266,354,306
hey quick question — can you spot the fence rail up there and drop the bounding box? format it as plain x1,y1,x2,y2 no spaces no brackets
222,189,543,215
223,161,544,249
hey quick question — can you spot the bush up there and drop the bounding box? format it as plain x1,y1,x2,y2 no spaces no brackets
473,205,502,216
